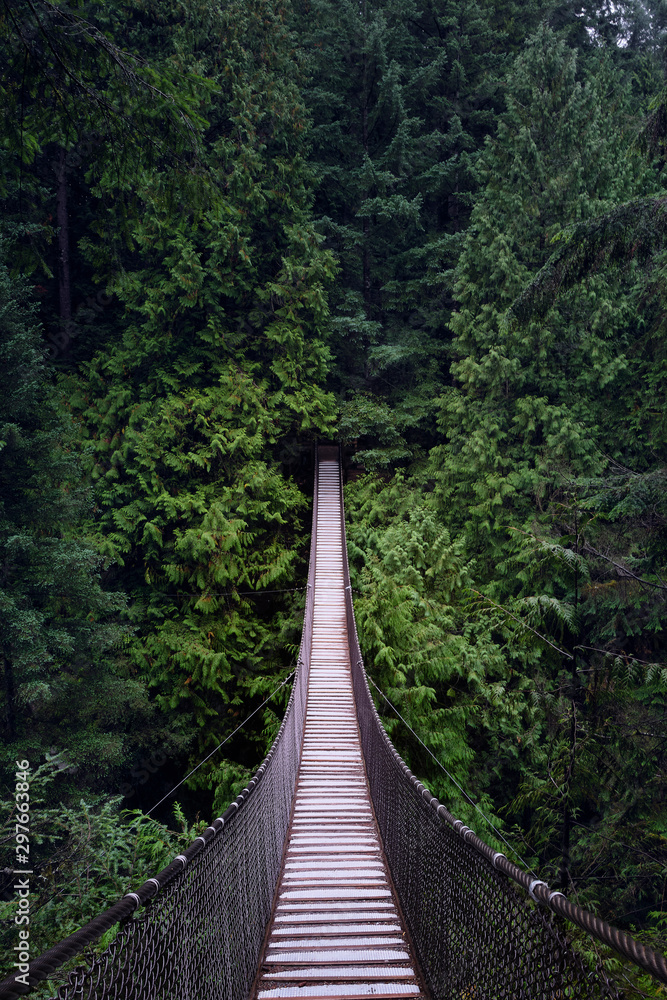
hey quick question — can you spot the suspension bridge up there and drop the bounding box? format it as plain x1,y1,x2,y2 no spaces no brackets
2,446,666,999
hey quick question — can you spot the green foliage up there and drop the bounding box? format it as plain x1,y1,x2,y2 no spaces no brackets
0,236,170,788
345,472,535,836
509,197,667,325
436,24,655,520
0,0,205,289
293,0,549,466
61,0,338,793
0,759,206,989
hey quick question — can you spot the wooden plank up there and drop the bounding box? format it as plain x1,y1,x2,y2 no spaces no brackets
258,987,422,999
265,967,416,981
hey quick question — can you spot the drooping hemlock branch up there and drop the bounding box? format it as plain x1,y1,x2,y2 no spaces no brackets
507,195,667,324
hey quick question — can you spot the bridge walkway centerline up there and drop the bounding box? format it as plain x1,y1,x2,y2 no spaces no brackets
250,459,426,1000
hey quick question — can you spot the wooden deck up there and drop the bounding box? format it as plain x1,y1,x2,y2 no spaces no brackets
252,460,425,1000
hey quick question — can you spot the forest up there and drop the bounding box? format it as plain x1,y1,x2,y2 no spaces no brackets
0,0,666,993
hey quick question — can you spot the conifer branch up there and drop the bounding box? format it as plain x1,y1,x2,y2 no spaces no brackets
507,196,667,324
469,589,573,659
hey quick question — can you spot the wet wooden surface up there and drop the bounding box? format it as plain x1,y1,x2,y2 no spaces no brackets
252,460,424,1000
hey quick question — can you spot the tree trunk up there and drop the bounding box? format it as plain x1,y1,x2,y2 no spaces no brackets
558,701,577,892
361,47,371,317
55,146,72,340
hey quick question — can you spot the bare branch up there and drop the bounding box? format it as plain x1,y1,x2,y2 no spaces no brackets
581,542,667,593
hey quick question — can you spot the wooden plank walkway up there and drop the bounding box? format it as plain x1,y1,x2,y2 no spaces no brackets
252,459,425,1000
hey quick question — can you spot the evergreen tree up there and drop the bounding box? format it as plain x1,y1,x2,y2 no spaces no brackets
0,235,168,786
293,0,545,467
424,24,667,945
66,0,337,809
0,0,203,365
344,471,534,832
433,24,653,549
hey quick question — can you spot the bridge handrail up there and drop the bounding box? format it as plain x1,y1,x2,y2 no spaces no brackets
0,450,319,1000
335,448,667,997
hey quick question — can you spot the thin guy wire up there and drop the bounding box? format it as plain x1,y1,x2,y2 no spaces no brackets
150,586,308,597
145,669,295,817
367,673,537,876
470,588,573,659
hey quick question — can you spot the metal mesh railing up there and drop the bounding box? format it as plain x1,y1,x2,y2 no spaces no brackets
0,461,317,1000
335,451,667,1000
